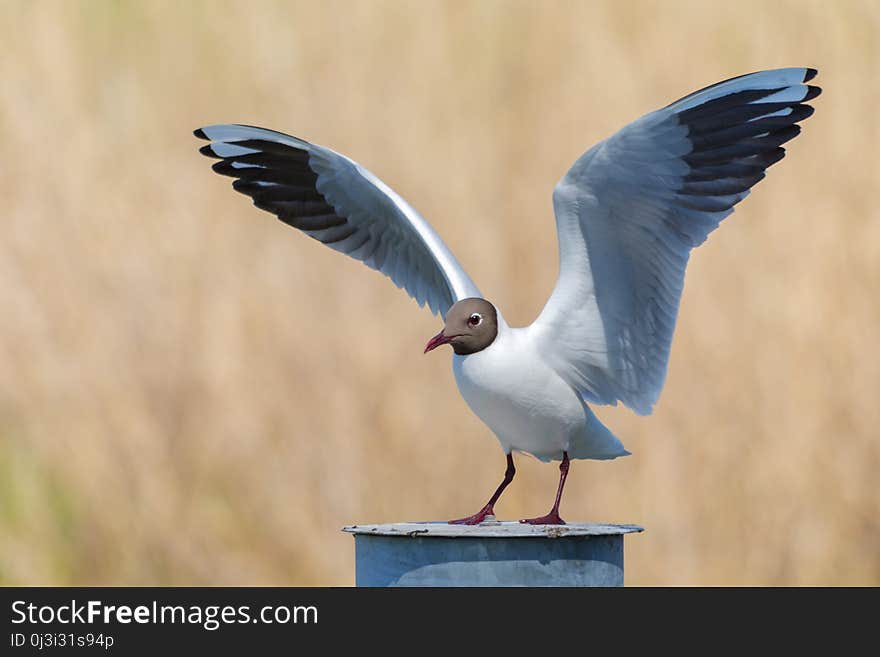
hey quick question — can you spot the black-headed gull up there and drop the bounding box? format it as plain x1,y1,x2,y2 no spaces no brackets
195,67,821,525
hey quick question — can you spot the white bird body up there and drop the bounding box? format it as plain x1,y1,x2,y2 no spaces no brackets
195,67,821,522
453,317,629,461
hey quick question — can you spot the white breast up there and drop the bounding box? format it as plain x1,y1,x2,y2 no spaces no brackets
452,326,588,460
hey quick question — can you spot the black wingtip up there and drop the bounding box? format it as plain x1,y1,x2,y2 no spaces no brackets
211,160,236,176
193,128,208,140
198,144,221,159
803,85,822,102
762,147,787,169
798,104,816,121
803,67,818,82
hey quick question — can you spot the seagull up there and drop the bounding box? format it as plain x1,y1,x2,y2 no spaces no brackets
195,67,821,525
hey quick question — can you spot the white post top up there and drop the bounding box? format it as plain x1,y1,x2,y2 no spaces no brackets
343,521,643,539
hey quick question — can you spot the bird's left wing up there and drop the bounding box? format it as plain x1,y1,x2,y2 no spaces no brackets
531,68,821,415
195,124,481,317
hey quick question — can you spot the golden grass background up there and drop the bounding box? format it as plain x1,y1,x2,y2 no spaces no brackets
1,0,877,585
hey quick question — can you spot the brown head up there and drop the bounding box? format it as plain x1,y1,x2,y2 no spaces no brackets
424,298,498,356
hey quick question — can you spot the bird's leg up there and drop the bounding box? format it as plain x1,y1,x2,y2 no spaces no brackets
449,453,515,525
520,451,570,525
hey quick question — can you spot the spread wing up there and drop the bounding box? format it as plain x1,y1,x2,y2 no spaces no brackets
195,124,481,317
532,68,821,415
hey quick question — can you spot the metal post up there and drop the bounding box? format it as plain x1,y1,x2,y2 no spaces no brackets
343,522,643,587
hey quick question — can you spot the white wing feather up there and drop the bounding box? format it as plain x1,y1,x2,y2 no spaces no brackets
196,125,481,317
532,68,821,415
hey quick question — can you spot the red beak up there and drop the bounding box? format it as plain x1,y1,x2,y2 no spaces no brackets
424,330,454,354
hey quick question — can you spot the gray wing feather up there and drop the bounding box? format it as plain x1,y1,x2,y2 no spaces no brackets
534,67,821,415
195,124,480,317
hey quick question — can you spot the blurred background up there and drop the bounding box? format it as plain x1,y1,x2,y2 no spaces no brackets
1,0,877,586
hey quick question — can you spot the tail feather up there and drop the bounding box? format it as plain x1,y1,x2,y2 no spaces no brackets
569,404,630,461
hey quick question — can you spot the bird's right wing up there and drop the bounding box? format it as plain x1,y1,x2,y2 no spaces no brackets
195,124,481,318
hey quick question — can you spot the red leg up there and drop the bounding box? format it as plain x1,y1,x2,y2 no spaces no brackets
520,451,570,525
449,454,515,525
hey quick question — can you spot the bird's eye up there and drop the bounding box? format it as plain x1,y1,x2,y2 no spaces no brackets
468,313,482,327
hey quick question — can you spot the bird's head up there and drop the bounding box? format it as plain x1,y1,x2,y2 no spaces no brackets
424,298,498,356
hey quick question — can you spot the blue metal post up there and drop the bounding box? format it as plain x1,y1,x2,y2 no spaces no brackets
343,522,643,587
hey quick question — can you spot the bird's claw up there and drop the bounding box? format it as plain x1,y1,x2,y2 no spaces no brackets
519,511,565,525
448,505,495,525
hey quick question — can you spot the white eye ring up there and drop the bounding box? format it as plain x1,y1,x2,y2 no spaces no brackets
468,313,483,327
